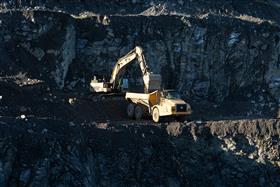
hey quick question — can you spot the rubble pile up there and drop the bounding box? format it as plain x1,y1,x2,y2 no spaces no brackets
0,119,279,186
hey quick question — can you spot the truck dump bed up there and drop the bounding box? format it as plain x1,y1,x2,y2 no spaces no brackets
125,91,160,107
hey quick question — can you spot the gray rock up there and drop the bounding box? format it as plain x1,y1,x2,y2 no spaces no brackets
19,169,31,185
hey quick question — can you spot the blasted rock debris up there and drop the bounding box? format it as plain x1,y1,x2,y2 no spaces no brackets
0,1,280,187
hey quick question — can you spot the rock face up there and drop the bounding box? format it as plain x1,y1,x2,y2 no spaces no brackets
1,8,280,115
0,1,280,186
76,15,280,110
0,11,76,89
52,24,76,89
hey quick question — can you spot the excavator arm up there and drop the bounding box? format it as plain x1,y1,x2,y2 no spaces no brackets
90,46,161,93
110,46,151,90
110,46,148,85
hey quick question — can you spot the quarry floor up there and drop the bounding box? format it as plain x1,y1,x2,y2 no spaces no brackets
0,81,279,186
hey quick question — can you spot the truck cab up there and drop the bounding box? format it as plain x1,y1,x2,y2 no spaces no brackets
151,90,192,122
125,90,192,123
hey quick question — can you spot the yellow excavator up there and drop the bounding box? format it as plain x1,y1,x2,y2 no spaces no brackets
90,46,192,122
90,46,161,93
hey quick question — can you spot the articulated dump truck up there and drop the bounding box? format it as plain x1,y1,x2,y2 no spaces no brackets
126,90,192,123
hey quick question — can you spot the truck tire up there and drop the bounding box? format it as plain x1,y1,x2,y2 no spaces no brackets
152,107,160,123
135,105,143,120
127,103,135,119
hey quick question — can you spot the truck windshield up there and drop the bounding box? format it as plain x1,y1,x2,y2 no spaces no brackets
163,91,180,99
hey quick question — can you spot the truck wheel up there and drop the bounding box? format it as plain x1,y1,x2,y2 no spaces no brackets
135,105,143,120
127,103,135,119
152,107,160,123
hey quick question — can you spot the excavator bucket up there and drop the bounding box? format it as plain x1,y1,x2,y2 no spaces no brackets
143,73,162,92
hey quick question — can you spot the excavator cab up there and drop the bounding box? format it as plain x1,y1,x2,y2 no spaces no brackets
118,78,129,91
